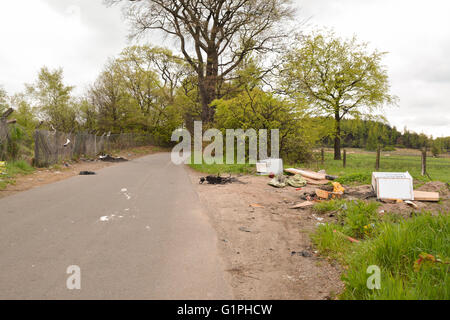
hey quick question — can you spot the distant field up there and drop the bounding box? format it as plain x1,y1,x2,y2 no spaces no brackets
189,148,450,184
304,149,450,184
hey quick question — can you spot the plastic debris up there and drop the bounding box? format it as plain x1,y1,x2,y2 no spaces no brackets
290,201,315,209
79,171,96,175
99,154,129,162
268,174,287,188
286,174,307,188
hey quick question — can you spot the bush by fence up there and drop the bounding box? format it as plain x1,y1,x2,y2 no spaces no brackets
34,130,160,167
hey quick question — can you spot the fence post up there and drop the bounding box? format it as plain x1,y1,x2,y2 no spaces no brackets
375,146,381,171
343,149,347,168
421,148,427,176
321,148,325,165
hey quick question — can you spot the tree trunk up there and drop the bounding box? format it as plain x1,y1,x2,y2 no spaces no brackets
334,111,341,160
199,50,219,124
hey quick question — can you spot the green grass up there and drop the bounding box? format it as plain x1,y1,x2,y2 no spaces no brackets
0,160,35,190
189,149,450,184
302,151,450,184
311,200,450,300
188,153,256,175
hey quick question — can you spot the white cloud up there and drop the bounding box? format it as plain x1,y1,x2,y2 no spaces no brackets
0,0,448,137
0,0,129,95
295,0,450,137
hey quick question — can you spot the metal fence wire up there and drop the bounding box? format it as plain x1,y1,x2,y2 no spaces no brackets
34,130,157,167
0,119,9,160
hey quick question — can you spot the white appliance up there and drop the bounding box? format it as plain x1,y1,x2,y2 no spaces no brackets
371,172,414,200
256,158,284,175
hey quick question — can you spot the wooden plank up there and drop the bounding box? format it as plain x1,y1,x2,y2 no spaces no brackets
290,201,315,209
413,191,439,202
285,168,326,180
303,177,330,185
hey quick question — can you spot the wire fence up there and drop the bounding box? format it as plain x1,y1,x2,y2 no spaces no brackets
0,119,9,160
34,130,159,167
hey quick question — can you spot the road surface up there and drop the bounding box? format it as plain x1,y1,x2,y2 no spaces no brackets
0,153,232,299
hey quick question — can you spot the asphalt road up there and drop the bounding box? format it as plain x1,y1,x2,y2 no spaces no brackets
0,153,232,299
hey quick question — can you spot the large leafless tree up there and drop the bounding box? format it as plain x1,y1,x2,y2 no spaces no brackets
105,0,293,123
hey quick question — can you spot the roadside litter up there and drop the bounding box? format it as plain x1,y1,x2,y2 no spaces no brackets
372,172,414,200
286,175,307,188
99,154,129,162
79,171,96,175
200,175,242,185
256,158,284,175
268,174,287,188
285,168,337,181
372,172,440,202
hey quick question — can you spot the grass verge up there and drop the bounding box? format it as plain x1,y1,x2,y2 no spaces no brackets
0,160,35,190
311,200,449,300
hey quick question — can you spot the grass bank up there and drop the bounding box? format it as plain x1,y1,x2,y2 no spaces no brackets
0,160,35,190
311,200,449,300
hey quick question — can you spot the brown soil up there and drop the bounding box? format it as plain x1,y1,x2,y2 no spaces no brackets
346,182,450,218
0,146,165,199
190,171,449,300
189,170,344,300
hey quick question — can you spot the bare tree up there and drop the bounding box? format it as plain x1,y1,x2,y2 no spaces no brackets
105,0,294,123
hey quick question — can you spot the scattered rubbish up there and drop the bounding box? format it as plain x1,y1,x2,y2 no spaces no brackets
286,174,307,188
312,214,324,221
333,230,360,243
405,200,418,208
413,191,439,202
79,171,96,175
372,172,414,200
285,168,337,181
332,182,345,198
295,188,303,191
256,158,284,175
290,201,315,209
315,189,330,200
268,174,287,188
199,175,240,185
121,188,131,200
146,226,151,230
291,250,312,257
414,252,449,272
250,203,264,208
63,138,71,147
100,215,114,222
302,177,330,185
239,227,251,233
256,162,268,175
99,154,129,162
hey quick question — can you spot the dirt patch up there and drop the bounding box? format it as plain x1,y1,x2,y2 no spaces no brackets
0,146,164,199
189,170,344,300
343,182,449,218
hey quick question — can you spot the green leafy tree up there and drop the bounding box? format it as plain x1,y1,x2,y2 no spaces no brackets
282,30,397,159
0,86,9,115
106,0,294,124
27,67,79,132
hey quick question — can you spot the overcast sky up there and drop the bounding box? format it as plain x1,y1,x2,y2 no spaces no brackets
0,0,448,137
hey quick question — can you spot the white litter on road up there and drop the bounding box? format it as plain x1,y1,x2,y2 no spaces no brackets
121,188,132,200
